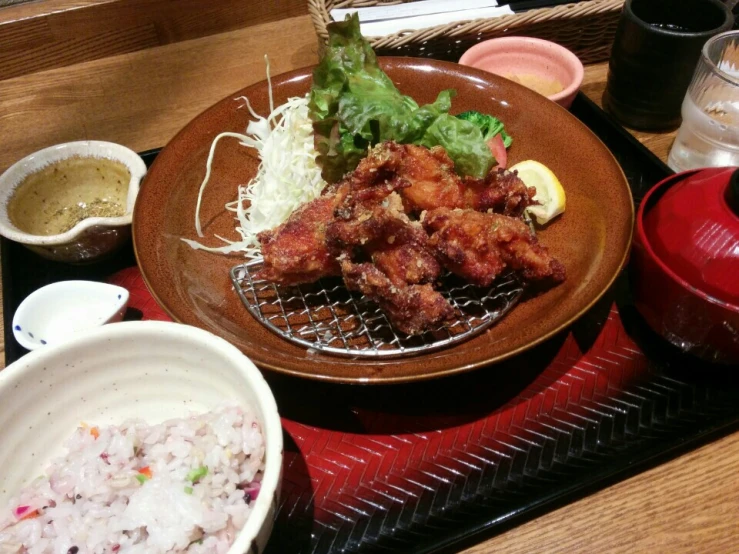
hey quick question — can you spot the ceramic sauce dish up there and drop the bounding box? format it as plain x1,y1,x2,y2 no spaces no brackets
459,36,585,109
12,280,129,350
0,141,146,263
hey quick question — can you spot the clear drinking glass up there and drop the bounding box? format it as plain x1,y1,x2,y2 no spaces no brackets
668,31,739,172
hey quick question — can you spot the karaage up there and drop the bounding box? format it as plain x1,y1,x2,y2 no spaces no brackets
422,207,566,286
340,258,454,335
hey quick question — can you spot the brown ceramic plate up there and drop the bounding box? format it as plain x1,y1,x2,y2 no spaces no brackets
133,58,633,384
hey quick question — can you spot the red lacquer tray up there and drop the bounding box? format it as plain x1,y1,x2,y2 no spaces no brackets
3,95,738,554
106,265,738,554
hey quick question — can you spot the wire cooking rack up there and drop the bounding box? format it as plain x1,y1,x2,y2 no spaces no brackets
231,260,524,358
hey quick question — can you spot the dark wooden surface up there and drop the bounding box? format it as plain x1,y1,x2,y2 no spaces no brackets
0,0,309,79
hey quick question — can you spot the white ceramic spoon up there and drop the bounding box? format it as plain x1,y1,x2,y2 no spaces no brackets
12,281,130,350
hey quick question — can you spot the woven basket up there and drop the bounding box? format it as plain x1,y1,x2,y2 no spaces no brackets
309,0,625,64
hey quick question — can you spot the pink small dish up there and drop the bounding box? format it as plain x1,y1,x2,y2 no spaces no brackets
459,37,585,109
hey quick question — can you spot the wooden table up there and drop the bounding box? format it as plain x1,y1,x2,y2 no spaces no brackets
0,14,737,553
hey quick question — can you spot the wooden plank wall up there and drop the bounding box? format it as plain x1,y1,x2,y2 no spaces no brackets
0,0,309,80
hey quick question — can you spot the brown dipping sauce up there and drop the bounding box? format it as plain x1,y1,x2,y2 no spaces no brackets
506,73,564,96
8,156,130,236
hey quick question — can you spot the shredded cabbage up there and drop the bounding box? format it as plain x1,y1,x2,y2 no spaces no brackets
183,66,326,258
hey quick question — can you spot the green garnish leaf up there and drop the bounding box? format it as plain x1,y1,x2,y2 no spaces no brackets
186,466,208,483
308,14,506,181
184,486,194,495
420,114,495,179
456,110,513,148
135,474,148,485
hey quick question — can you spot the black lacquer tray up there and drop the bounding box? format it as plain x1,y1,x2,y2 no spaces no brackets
3,94,738,554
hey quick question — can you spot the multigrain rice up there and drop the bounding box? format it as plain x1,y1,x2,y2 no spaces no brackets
0,405,265,554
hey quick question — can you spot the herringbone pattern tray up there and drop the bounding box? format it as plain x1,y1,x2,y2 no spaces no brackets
108,266,739,554
4,95,738,553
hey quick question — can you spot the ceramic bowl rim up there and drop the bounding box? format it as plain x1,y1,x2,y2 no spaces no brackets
0,320,284,553
0,141,147,246
635,168,739,314
458,36,585,105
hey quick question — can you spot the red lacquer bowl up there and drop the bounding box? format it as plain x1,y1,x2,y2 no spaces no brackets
632,167,739,364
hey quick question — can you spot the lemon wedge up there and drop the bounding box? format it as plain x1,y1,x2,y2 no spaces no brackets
509,160,566,225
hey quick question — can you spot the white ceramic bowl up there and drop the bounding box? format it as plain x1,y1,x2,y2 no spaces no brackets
0,141,146,263
12,280,130,351
0,321,283,553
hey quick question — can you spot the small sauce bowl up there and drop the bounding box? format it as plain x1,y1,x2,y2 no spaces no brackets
0,141,146,263
12,280,129,351
459,37,585,109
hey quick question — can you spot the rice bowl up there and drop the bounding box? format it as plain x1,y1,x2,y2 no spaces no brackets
0,321,282,554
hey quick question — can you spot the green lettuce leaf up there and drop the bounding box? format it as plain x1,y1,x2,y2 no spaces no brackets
420,115,494,179
455,110,513,148
309,13,502,182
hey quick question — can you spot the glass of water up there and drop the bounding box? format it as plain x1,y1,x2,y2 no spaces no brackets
668,31,739,172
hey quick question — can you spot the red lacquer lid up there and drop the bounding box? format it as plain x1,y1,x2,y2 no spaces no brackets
643,167,739,307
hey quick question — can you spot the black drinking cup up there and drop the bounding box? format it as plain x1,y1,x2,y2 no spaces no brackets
604,0,734,130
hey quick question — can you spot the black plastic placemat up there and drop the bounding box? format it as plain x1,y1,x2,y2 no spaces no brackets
3,94,738,554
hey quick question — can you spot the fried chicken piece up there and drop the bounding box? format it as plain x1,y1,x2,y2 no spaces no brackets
330,202,449,334
395,144,465,213
331,141,407,203
328,158,450,334
462,168,537,217
255,194,342,285
256,142,408,286
371,242,440,288
422,208,566,286
327,192,441,287
328,143,442,288
340,258,454,335
393,143,536,216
